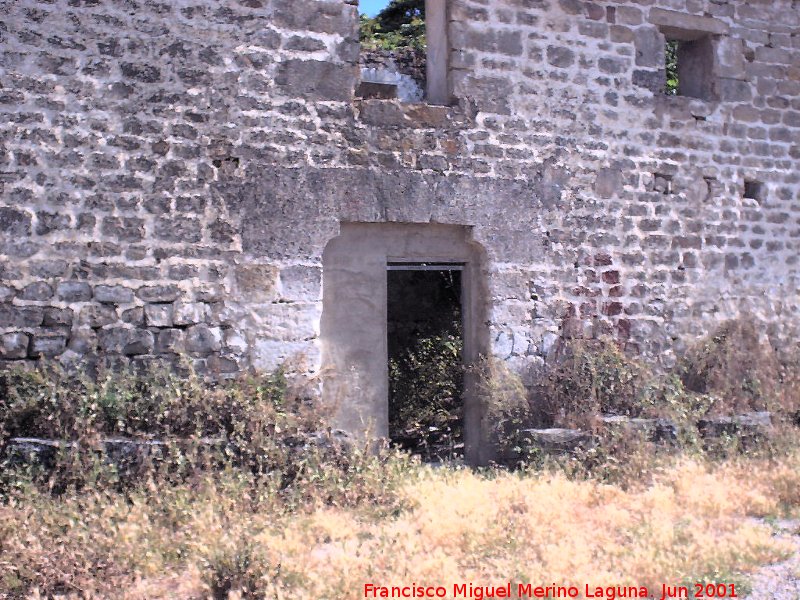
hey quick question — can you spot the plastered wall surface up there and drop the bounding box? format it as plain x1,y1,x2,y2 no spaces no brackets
1,0,798,406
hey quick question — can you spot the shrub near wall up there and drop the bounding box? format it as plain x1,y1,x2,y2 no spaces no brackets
488,318,800,474
0,360,373,495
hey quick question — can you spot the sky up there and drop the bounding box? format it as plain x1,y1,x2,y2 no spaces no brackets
359,0,391,17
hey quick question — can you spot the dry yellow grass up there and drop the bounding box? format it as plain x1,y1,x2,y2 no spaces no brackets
2,453,799,600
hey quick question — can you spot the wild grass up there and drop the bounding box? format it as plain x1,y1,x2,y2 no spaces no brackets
2,452,799,599
3,319,800,599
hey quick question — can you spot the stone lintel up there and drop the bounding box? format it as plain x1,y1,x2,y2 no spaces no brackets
649,8,730,40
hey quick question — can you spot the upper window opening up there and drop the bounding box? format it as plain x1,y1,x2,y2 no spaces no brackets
663,35,716,100
358,0,450,105
744,180,765,203
648,8,728,102
653,172,673,195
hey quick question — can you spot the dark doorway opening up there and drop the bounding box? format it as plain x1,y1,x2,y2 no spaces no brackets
387,263,464,462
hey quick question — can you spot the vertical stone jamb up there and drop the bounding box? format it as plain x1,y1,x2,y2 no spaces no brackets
425,0,450,105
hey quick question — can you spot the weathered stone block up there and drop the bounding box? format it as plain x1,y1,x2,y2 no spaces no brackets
173,302,207,326
0,207,32,235
97,327,128,353
558,0,582,15
0,332,30,359
452,74,512,114
223,329,248,355
123,330,154,355
697,412,772,440
285,36,326,52
578,20,608,39
195,286,223,303
461,28,523,56
0,305,44,327
80,304,117,328
252,303,319,341
275,59,356,102
600,415,678,443
43,307,73,327
28,260,67,278
632,69,666,93
101,216,145,241
209,219,236,244
68,328,97,354
358,100,410,127
519,428,593,454
235,264,278,301
30,335,67,357
610,25,634,43
595,167,622,198
648,8,729,38
634,27,665,68
155,329,184,354
99,327,154,355
715,37,746,79
94,285,135,304
144,303,174,327
167,264,200,280
137,285,180,303
598,57,627,74
579,3,603,20
207,354,238,373
154,217,202,243
121,307,145,325
21,282,54,301
718,78,752,102
184,324,222,356
617,6,643,25
273,0,355,35
404,104,456,129
252,339,314,372
546,45,575,68
120,62,161,83
35,212,71,235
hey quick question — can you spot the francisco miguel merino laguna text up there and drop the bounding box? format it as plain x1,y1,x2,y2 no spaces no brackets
364,582,740,599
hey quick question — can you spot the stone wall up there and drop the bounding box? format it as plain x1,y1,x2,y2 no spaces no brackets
1,0,799,393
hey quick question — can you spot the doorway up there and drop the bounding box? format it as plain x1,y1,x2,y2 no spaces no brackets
387,263,464,461
320,222,489,465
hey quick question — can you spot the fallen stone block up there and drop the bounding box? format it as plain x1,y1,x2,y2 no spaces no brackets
518,428,594,454
3,437,75,470
697,411,772,437
697,412,773,449
600,415,678,444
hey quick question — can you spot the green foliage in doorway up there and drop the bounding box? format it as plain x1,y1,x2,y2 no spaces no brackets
389,326,463,462
665,40,679,95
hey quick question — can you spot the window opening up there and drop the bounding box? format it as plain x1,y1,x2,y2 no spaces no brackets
703,176,717,201
650,8,727,101
357,0,448,104
744,180,765,203
653,172,673,195
662,35,716,100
